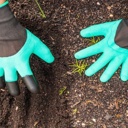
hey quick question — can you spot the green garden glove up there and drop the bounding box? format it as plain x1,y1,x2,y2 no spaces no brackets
0,1,54,96
75,19,128,82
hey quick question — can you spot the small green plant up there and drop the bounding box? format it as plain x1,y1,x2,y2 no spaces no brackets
72,108,78,115
34,0,46,18
70,60,87,76
59,86,67,95
88,37,101,45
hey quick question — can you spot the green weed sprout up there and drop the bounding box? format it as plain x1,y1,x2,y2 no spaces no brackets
88,37,101,45
59,86,67,96
70,60,87,76
72,108,78,115
34,0,46,18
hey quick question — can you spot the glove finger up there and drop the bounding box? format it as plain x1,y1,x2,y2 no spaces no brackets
4,68,18,82
17,63,39,93
120,58,128,81
0,76,5,88
100,57,124,82
4,68,20,96
33,38,54,63
16,61,33,77
6,82,20,96
0,68,5,88
80,20,118,37
85,53,113,76
22,75,39,93
74,39,105,59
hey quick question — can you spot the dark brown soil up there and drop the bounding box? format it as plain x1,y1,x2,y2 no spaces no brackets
0,0,128,128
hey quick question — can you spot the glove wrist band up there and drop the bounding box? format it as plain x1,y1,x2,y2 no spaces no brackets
0,1,26,57
107,19,128,54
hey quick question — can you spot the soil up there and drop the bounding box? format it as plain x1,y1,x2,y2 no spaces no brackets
0,0,128,128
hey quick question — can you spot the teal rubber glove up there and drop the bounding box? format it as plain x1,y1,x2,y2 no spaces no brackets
75,19,128,82
0,1,54,96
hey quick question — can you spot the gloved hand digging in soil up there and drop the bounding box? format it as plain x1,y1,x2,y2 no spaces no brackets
0,0,54,96
75,19,128,82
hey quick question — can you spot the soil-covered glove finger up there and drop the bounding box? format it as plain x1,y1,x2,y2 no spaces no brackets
74,39,105,59
6,82,20,96
0,76,5,88
33,38,54,63
0,68,5,88
4,68,20,96
100,57,124,82
17,63,39,93
80,21,116,37
85,53,113,76
23,75,39,93
120,58,128,81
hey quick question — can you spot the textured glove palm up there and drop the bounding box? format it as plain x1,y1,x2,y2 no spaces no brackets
75,19,128,82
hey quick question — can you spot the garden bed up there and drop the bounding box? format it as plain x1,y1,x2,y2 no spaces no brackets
0,0,128,128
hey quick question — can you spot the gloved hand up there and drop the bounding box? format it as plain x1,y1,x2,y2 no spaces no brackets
0,1,54,96
75,19,128,82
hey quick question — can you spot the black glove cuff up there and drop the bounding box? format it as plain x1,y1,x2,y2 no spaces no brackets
115,19,128,49
0,3,27,57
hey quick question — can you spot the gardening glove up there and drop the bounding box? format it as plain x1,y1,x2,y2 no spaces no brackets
75,19,128,82
0,1,54,96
